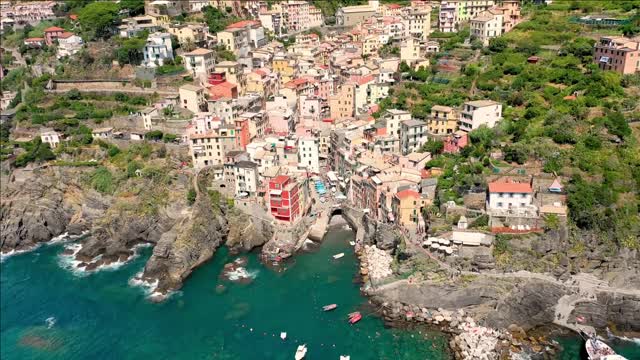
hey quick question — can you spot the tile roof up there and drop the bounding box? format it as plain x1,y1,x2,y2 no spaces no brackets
488,180,532,193
226,20,261,29
184,48,213,56
44,26,64,32
395,189,421,199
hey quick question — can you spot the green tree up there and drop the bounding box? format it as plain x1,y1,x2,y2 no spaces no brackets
146,130,164,141
187,187,197,205
119,0,145,16
78,2,120,40
420,140,444,154
488,37,508,52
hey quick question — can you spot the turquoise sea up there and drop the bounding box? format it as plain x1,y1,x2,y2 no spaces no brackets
1,226,638,359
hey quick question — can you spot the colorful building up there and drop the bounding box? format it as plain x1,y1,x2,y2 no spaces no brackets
269,175,301,222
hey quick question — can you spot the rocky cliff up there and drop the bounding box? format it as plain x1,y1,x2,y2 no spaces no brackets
142,195,228,294
225,208,274,253
1,167,88,252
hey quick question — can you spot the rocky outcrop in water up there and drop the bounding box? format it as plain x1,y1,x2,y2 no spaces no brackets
142,196,227,295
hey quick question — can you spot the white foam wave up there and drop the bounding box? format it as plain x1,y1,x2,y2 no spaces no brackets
129,271,159,295
45,317,56,329
1,231,90,264
1,248,30,263
58,243,88,277
58,241,152,275
128,271,181,301
611,334,640,345
226,267,259,281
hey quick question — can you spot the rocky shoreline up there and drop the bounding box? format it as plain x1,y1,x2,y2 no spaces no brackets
1,165,638,356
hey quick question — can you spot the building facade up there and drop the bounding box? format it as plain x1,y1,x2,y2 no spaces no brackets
593,36,640,75
458,100,502,131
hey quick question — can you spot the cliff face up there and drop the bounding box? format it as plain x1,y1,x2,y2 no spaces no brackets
0,168,89,252
225,208,274,253
142,197,227,294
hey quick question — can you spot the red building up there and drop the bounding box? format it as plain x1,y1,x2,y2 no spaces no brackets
208,72,238,99
234,118,250,149
269,175,301,223
44,26,65,46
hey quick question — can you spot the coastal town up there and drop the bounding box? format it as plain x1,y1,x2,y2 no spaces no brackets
1,0,639,359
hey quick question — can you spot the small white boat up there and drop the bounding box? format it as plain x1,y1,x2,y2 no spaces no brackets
349,241,355,246
333,253,345,259
340,356,350,360
280,332,287,340
295,344,307,360
585,333,628,360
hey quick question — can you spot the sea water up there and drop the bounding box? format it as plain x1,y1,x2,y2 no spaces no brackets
1,227,638,359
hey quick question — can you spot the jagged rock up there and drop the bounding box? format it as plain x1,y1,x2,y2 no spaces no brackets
1,168,75,252
572,293,640,332
225,209,274,252
485,279,569,330
142,196,227,294
472,254,495,270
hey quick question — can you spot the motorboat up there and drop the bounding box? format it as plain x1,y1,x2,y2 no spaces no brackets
349,312,362,324
340,356,350,360
280,332,287,340
323,304,338,311
295,344,307,360
333,253,345,259
584,332,628,360
349,241,356,246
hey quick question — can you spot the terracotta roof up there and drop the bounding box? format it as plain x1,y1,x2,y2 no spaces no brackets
395,189,420,199
272,175,290,185
58,32,75,39
44,26,64,32
69,14,78,20
488,180,532,193
350,74,375,85
25,37,44,42
226,20,261,29
387,4,402,9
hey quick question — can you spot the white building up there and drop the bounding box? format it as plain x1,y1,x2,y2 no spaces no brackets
183,48,215,78
234,160,259,197
40,130,61,148
0,91,17,111
298,137,320,173
470,10,504,46
91,127,113,139
57,33,83,58
143,32,174,67
400,119,428,155
383,109,411,139
487,179,533,211
458,100,502,132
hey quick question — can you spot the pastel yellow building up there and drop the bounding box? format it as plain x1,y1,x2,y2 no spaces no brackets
391,189,431,227
272,57,296,85
428,105,458,135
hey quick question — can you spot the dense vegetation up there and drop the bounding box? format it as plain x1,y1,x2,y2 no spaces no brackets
377,9,640,249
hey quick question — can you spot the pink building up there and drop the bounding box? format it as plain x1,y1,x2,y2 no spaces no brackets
593,36,640,75
317,78,336,100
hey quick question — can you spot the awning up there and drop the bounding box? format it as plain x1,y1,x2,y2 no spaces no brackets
270,189,282,196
